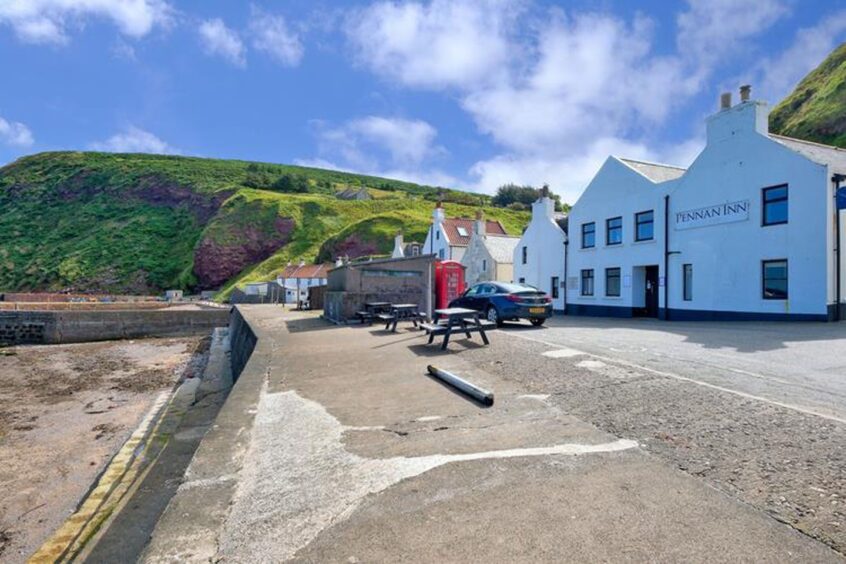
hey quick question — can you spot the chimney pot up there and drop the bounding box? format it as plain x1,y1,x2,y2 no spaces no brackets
720,92,732,110
740,84,751,102
475,209,483,221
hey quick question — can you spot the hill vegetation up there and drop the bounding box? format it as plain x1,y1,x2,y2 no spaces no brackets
0,151,529,298
770,42,846,147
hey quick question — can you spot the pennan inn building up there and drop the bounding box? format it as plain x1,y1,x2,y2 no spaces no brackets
564,86,846,321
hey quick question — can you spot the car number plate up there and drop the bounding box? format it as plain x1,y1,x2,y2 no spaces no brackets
529,307,545,314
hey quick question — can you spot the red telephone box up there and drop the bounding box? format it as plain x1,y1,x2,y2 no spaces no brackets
435,260,466,310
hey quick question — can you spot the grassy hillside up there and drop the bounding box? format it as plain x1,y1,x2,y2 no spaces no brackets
770,43,846,147
0,151,529,297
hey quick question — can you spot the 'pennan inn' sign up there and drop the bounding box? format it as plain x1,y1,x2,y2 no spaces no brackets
675,200,749,230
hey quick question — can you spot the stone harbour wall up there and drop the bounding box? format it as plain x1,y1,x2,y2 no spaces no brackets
0,309,231,346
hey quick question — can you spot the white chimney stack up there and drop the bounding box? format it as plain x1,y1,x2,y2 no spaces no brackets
720,92,732,110
391,230,405,258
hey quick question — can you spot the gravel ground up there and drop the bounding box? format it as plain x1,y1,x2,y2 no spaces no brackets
0,336,208,563
460,334,846,556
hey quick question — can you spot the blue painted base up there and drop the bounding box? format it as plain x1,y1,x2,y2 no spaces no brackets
564,303,835,322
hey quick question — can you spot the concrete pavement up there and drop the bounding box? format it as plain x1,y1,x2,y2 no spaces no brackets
142,307,842,562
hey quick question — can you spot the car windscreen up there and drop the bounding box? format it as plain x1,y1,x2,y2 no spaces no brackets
496,282,542,294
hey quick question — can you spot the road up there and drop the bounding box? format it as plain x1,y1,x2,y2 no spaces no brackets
507,316,846,422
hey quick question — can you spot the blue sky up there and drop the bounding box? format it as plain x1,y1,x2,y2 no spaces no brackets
1,0,845,203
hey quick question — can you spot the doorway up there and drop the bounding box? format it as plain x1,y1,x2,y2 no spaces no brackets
644,265,659,318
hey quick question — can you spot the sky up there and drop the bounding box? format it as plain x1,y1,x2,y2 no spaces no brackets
1,0,845,204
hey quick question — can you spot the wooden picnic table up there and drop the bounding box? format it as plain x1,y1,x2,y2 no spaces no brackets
421,307,493,350
356,301,393,324
381,303,423,332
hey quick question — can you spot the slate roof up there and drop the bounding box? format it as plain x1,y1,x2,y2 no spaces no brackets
279,263,333,279
482,235,520,264
770,134,846,175
443,218,507,246
619,158,687,183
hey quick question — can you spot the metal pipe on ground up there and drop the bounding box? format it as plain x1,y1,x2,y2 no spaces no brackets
426,365,494,406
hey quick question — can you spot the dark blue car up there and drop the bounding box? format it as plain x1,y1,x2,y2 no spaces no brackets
449,282,553,327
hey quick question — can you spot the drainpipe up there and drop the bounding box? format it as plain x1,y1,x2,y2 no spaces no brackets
834,174,845,321
563,239,569,314
664,195,670,321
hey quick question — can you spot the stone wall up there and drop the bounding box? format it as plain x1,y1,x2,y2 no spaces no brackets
0,309,230,346
228,307,257,381
324,255,436,322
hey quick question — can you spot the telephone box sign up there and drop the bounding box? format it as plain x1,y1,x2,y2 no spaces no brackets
675,199,749,230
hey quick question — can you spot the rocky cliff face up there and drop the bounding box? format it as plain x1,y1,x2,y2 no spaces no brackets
193,217,295,289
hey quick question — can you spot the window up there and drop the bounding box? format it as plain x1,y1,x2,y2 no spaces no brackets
580,269,594,296
436,229,440,240
456,226,469,237
635,210,654,241
438,249,445,259
411,246,420,256
480,284,497,295
606,217,623,245
763,259,788,299
683,264,693,301
522,246,527,264
605,268,621,297
464,285,480,296
519,277,525,284
763,185,788,226
482,259,487,272
551,276,559,299
581,222,596,248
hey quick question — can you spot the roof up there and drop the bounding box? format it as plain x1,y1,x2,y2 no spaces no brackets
443,218,507,246
770,134,846,175
481,235,520,264
618,157,687,183
279,263,333,279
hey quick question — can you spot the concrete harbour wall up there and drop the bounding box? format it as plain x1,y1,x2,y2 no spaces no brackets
0,309,230,346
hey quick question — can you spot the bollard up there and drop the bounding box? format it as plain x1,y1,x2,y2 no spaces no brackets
427,365,494,406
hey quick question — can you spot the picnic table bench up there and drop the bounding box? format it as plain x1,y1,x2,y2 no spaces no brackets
355,301,392,325
379,304,426,332
422,307,495,350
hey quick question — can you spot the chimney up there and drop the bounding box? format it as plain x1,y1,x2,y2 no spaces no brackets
391,230,405,258
335,256,343,267
720,92,732,110
474,210,486,236
433,201,445,226
740,84,751,102
540,184,549,199
299,259,305,267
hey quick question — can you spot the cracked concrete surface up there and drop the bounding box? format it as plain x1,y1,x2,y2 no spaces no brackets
144,308,843,562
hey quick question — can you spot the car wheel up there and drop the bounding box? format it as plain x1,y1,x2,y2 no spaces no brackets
530,318,545,327
486,306,503,327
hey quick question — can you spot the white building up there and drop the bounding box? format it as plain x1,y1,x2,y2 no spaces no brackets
565,87,846,321
423,203,509,262
513,189,568,311
276,262,332,304
461,211,520,286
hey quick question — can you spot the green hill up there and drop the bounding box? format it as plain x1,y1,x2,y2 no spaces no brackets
770,43,846,147
0,151,528,298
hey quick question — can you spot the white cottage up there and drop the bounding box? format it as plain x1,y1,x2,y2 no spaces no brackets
513,189,568,310
461,211,520,286
276,262,332,304
565,86,846,321
423,202,509,261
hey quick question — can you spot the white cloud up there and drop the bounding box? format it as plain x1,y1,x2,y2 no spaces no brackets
300,115,457,187
249,7,303,67
677,0,789,69
313,116,443,169
0,0,173,45
346,0,522,89
89,126,178,154
753,10,846,102
0,115,34,147
198,18,246,67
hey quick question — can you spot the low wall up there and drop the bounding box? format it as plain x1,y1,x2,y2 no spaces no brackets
0,302,171,311
228,307,258,381
0,309,231,346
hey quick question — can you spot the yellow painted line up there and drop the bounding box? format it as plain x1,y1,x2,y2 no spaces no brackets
28,391,171,564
